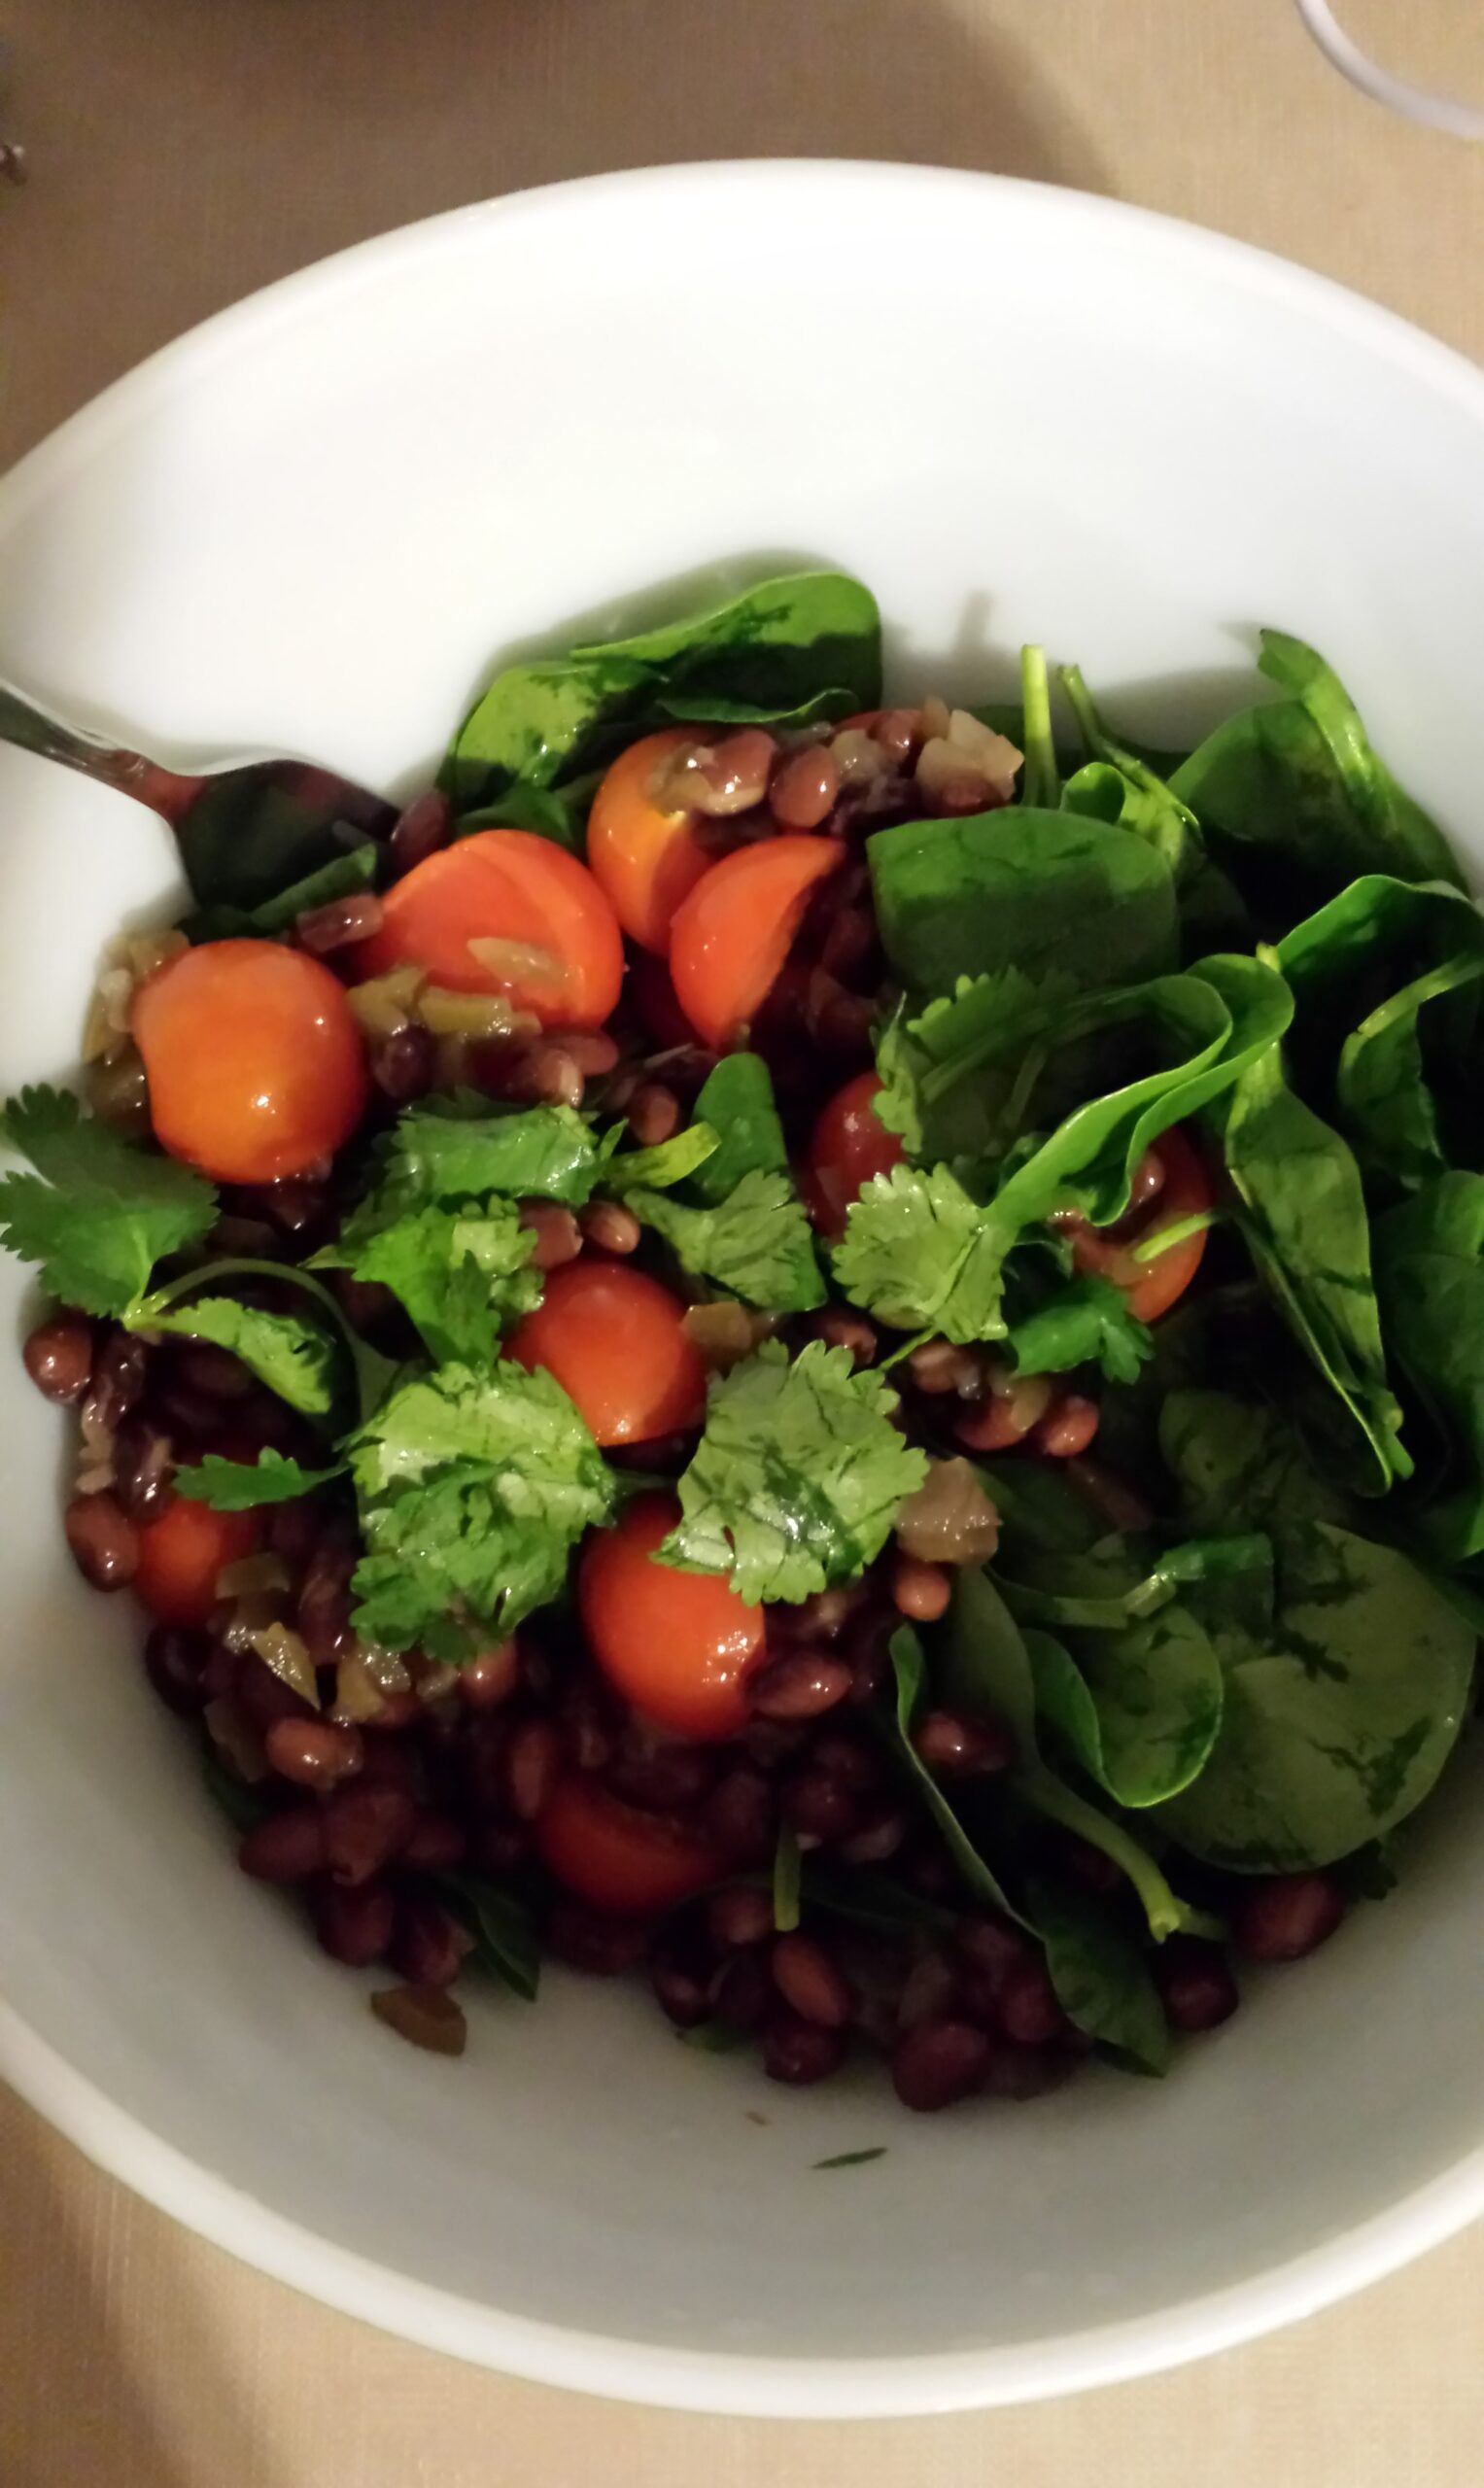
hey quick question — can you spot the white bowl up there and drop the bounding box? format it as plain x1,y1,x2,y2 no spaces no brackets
0,165,1479,2418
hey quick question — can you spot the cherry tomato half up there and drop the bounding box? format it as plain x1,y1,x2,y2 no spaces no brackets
669,834,843,1052
351,829,623,1028
135,1494,261,1629
132,939,369,1186
535,1774,726,1915
506,1261,707,1446
579,1493,765,1741
1069,1125,1213,1323
587,730,714,952
801,1069,905,1239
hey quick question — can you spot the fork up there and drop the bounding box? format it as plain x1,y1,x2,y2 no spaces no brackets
0,678,397,911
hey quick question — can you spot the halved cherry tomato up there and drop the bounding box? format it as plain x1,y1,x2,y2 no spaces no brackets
669,835,843,1051
132,939,369,1186
135,1494,261,1629
351,829,623,1028
535,1774,727,1915
587,729,713,952
801,1069,905,1238
579,1492,765,1740
627,947,699,1050
506,1261,707,1445
1069,1125,1213,1323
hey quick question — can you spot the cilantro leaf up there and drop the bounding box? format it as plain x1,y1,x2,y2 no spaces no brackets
175,1450,345,1509
145,1295,340,1417
661,1339,926,1604
348,1360,615,1655
874,967,1078,1162
1008,1275,1154,1385
687,1054,790,1202
326,1199,540,1365
628,1169,825,1312
384,1103,614,1205
832,1164,1011,1342
0,1085,217,1316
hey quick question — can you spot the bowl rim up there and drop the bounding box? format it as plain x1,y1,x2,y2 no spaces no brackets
1,157,1482,2417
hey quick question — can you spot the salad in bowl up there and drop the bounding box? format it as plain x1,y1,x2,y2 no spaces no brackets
5,569,1475,2109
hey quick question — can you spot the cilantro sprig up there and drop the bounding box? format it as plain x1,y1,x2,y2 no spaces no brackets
832,1163,1013,1343
347,1359,616,1656
0,1086,216,1316
661,1339,926,1604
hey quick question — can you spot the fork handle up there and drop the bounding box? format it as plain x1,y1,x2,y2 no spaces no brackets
0,679,198,819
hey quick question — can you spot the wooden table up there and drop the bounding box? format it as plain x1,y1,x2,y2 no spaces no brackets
1,5,1482,2480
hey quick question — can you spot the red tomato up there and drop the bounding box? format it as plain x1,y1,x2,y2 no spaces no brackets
351,829,623,1028
536,1775,726,1915
506,1261,706,1446
669,835,843,1051
802,1069,905,1238
579,1493,765,1741
1069,1125,1214,1323
135,1495,261,1629
132,940,368,1185
587,730,713,952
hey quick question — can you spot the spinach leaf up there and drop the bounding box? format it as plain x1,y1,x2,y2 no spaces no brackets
1057,665,1198,881
1153,1514,1474,1871
867,807,1178,1003
1373,1173,1484,1559
1018,646,1058,810
175,769,392,915
1156,1388,1474,1866
1025,1878,1172,2076
441,571,880,815
1204,1042,1409,1492
1274,875,1484,1192
938,1572,1217,1941
1024,1606,1225,1808
687,1054,790,1203
1171,632,1462,913
435,1872,541,2001
885,1625,1028,1924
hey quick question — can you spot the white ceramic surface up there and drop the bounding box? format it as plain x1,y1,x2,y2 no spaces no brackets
0,165,1480,2418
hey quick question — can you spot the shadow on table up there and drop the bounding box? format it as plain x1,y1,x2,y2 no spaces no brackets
0,2088,264,2488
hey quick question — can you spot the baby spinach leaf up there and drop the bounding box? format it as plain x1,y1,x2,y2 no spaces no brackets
1205,1042,1408,1492
1025,1606,1225,1808
435,1872,541,2000
662,1340,925,1603
1274,874,1484,1193
1025,1878,1172,2076
938,1572,1217,1941
1171,632,1462,914
243,843,381,934
1158,1388,1353,1535
867,807,1178,1003
1007,1274,1153,1385
885,1626,1027,1924
441,571,880,814
456,777,599,853
1373,1172,1484,1559
686,1054,790,1203
201,1747,272,1835
1154,1516,1474,1871
628,1168,825,1312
